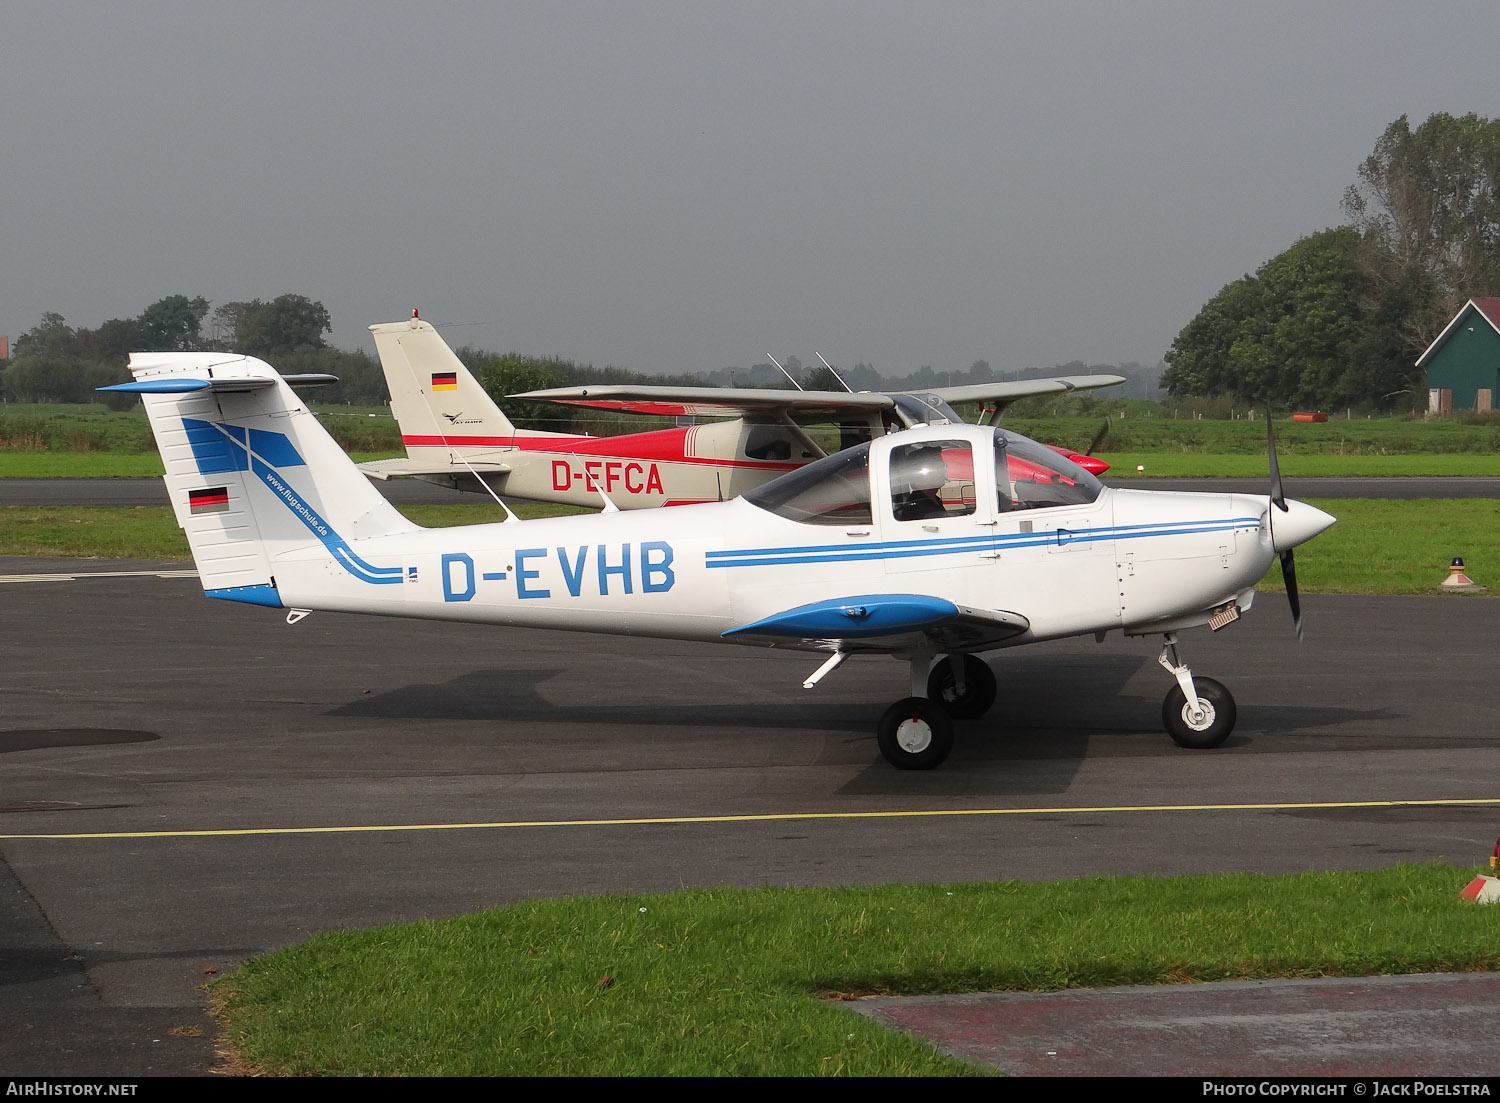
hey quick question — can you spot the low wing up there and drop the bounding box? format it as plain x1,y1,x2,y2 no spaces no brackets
723,594,1030,653
512,374,1124,421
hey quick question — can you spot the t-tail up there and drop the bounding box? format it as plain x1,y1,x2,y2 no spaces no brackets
104,353,419,608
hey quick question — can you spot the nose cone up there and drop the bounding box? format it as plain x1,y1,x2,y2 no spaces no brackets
1267,499,1336,552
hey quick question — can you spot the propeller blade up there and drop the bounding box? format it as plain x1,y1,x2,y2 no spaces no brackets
1267,412,1287,513
1281,549,1303,641
1085,417,1111,457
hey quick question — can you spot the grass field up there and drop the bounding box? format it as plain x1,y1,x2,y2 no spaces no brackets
210,865,1500,1076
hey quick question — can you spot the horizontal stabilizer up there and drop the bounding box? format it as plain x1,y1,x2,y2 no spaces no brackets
724,595,1030,651
357,457,511,481
99,373,338,395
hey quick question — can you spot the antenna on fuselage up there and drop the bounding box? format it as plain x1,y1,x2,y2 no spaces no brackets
815,352,853,393
765,354,804,391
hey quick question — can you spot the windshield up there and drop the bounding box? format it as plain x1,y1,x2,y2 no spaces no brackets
743,441,873,525
995,429,1102,510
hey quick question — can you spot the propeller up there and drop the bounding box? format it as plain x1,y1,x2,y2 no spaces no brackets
1266,413,1303,640
1085,417,1111,457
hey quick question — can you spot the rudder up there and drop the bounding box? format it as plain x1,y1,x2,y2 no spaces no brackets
118,353,418,607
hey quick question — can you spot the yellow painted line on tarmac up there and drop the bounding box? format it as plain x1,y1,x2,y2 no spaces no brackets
4,796,1499,841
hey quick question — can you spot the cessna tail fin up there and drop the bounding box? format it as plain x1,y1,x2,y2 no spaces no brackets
108,353,418,607
368,314,519,442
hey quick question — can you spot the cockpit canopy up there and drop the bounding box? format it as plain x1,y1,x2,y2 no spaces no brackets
743,426,1102,526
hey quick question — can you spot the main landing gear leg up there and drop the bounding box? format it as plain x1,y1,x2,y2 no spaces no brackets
875,650,954,770
927,653,998,719
1157,633,1237,749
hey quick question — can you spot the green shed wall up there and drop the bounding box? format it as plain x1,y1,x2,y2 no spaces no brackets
1425,315,1500,410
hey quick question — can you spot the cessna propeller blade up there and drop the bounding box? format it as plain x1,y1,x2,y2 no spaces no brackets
1085,417,1111,457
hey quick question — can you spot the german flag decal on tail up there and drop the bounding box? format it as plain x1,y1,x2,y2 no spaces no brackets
189,487,230,514
430,371,457,391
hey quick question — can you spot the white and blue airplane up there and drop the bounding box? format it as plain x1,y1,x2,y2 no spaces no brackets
105,351,1335,770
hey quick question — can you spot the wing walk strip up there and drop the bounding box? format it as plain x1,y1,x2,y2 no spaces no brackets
4,797,1496,841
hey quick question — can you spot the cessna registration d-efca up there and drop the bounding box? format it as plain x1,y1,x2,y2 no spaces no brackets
106,352,1334,769
359,313,1119,508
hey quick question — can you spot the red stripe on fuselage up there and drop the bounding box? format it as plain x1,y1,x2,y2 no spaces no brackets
401,426,802,470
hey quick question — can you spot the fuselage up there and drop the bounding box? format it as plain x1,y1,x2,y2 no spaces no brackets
274,424,1328,653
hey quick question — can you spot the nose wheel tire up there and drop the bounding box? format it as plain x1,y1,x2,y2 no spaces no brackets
876,697,954,770
926,655,998,719
1162,676,1236,749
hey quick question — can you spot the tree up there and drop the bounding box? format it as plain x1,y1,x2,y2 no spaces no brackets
136,295,210,351
216,294,331,356
1162,227,1405,408
1342,112,1500,349
476,353,574,431
13,312,77,360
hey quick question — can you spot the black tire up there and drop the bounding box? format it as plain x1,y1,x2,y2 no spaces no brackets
1162,676,1237,749
926,654,997,719
876,697,955,770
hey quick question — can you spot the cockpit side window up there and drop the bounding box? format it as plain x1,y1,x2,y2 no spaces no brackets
743,442,873,525
993,429,1102,511
889,440,977,521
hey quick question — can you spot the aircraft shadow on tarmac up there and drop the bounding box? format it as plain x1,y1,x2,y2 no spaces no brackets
322,651,1397,798
0,729,159,754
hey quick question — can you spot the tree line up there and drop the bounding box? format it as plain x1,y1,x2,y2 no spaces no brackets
2,294,393,408
4,295,1157,423
1161,112,1500,412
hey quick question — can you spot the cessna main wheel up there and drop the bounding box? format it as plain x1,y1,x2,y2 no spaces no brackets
876,697,954,770
1162,677,1236,749
926,655,997,719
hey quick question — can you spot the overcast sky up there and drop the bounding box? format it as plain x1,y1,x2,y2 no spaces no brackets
2,1,1494,377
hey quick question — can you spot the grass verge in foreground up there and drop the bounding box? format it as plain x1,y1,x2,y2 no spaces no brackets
3,499,1495,596
210,866,1500,1076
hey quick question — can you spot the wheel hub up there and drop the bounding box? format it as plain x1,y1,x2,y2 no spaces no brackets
1181,699,1215,731
896,716,933,753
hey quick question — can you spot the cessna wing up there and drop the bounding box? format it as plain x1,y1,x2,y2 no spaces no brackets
510,385,895,420
513,374,1124,422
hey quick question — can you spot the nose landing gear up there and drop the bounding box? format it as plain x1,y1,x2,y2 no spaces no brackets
1157,633,1236,748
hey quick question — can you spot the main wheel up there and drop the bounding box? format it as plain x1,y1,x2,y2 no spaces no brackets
876,697,954,770
1162,676,1237,749
926,655,997,719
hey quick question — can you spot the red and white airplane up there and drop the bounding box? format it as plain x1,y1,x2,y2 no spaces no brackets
359,314,1121,509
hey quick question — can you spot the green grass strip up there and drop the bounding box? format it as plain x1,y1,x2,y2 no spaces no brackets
208,866,1500,1076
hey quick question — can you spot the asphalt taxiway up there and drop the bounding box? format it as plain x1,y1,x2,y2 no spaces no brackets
3,557,1499,1075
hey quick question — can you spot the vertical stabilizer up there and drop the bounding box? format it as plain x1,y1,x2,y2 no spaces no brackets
369,315,520,446
117,353,418,607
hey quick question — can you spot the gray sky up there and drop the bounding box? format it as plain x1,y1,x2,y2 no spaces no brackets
3,1,1495,376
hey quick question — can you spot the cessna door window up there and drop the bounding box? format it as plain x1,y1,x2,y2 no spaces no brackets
889,440,977,521
743,422,820,462
994,429,1102,510
743,441,873,525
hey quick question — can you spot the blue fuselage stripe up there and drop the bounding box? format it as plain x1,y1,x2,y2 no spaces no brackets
705,517,1258,569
